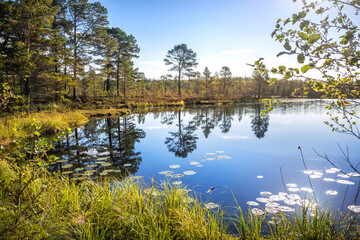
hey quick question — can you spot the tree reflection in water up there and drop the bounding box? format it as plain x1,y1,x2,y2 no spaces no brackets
50,116,145,180
251,104,270,139
165,110,198,158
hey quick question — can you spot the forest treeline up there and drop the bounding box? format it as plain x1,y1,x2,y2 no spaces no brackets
0,0,319,111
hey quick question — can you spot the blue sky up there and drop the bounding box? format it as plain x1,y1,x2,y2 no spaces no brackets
95,0,304,78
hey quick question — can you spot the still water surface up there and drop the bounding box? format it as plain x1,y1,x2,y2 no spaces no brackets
50,100,360,213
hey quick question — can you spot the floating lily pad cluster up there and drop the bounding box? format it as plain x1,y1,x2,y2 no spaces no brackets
247,190,318,215
158,150,230,188
52,147,140,180
303,168,359,185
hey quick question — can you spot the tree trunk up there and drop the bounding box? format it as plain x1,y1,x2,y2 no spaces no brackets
178,68,181,97
73,14,77,101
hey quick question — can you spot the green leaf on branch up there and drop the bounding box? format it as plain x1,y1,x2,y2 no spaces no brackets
301,65,312,73
307,33,321,44
297,54,305,63
297,32,308,40
284,41,292,50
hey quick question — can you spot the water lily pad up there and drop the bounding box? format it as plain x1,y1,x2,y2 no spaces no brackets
270,194,287,201
82,171,94,176
198,155,206,158
62,164,73,169
196,165,203,167
286,183,297,188
325,168,341,174
131,176,144,180
216,151,225,153
190,161,200,165
159,170,174,175
323,178,336,182
256,197,270,203
75,168,84,171
260,191,272,196
217,155,232,160
336,179,355,185
97,157,108,161
266,202,280,208
326,190,338,195
183,170,196,175
204,202,219,209
288,187,300,192
251,208,264,216
266,207,279,214
347,172,360,177
348,205,360,213
73,173,83,177
123,163,132,167
57,159,69,163
257,176,264,179
246,201,259,206
100,172,108,176
338,174,350,179
205,153,216,156
309,174,322,179
62,171,73,175
87,164,98,168
287,194,301,201
95,161,106,164
300,187,313,193
102,163,112,167
183,197,194,203
278,206,295,212
169,165,181,169
284,199,297,205
206,158,217,161
172,181,182,186
172,174,185,178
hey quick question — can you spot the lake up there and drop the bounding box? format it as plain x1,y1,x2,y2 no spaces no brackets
50,99,360,215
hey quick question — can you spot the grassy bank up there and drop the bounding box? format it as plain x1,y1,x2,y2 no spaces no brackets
0,108,130,147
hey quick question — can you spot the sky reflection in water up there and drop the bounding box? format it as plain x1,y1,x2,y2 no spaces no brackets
51,100,360,213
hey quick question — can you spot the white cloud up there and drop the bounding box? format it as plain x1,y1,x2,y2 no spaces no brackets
220,135,249,140
219,49,254,56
